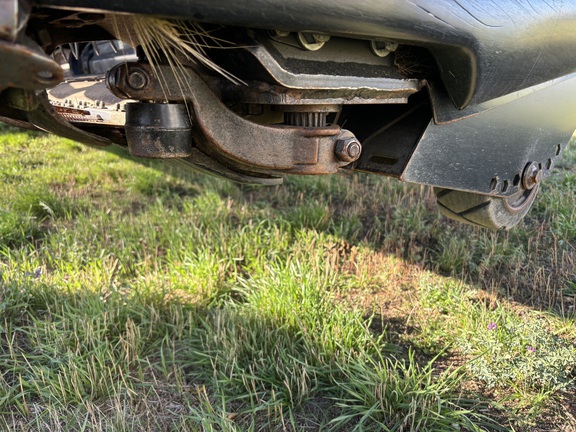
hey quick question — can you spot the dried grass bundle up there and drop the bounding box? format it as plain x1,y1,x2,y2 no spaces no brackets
112,15,243,98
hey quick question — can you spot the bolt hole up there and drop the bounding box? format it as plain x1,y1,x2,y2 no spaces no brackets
546,158,552,170
502,180,509,193
556,144,562,156
513,174,520,186
36,70,56,84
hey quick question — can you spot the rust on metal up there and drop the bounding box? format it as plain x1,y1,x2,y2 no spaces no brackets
218,80,417,105
54,106,91,116
522,161,541,190
107,62,359,175
0,39,64,91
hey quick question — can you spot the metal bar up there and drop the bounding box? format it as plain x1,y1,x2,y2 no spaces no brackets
107,62,358,175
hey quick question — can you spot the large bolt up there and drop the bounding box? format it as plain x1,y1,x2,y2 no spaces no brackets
335,138,362,162
127,69,148,91
522,161,541,190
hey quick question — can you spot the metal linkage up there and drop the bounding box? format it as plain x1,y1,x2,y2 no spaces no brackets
0,0,63,91
107,62,361,175
0,39,63,91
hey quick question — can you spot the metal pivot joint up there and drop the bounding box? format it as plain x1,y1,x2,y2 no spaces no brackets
335,137,362,162
107,62,359,174
522,161,541,190
126,68,148,91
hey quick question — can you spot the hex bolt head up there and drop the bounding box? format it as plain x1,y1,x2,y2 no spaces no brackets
522,161,541,190
127,69,148,91
335,138,362,162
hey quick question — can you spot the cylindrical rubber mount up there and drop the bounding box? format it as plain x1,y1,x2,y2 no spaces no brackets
125,102,192,158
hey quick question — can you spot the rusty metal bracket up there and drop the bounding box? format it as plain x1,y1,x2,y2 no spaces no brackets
0,38,63,91
169,151,283,185
107,63,358,175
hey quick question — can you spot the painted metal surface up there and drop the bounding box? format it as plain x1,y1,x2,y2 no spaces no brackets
402,74,576,196
0,0,30,42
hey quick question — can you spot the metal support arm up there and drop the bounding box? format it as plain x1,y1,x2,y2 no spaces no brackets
107,63,359,175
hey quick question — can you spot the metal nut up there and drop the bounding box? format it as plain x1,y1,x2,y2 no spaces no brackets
522,161,541,190
335,138,362,162
127,69,148,91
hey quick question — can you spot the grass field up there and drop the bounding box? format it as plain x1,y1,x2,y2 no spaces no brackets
0,124,574,431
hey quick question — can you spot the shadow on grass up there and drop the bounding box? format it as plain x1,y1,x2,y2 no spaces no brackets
1,127,575,430
0,275,501,431
237,170,575,319
3,125,574,321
